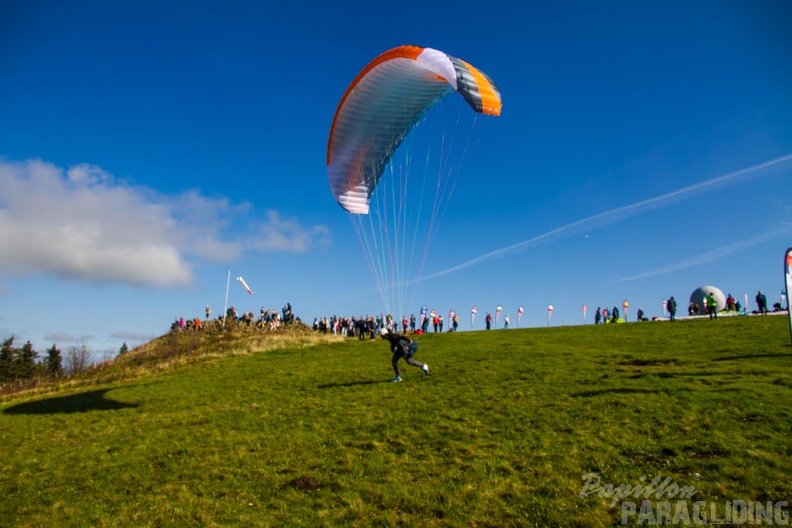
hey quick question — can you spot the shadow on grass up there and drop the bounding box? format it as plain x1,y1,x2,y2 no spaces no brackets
712,353,792,362
629,371,725,379
3,389,139,415
317,380,390,389
572,387,664,398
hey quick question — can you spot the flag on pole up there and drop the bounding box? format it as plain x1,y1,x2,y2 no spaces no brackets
236,276,253,295
583,304,587,324
623,300,629,321
662,299,667,317
517,305,524,326
495,305,502,325
471,306,477,328
785,248,792,345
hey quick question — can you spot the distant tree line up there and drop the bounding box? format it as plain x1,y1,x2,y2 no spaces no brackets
0,337,64,384
0,337,130,390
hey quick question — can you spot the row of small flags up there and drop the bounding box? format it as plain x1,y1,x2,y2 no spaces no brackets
229,245,792,342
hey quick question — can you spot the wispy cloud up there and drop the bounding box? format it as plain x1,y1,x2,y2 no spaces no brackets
424,153,792,281
249,211,331,253
612,227,792,283
0,158,329,287
110,331,155,342
43,332,94,343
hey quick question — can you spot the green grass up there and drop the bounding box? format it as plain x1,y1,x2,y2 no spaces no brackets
1,316,791,527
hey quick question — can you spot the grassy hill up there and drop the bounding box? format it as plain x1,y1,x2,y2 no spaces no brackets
1,316,790,527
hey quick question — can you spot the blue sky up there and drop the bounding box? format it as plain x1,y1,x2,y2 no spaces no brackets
1,0,790,356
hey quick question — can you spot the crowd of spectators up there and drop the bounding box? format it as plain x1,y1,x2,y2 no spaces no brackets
310,311,463,337
174,291,789,335
171,303,302,332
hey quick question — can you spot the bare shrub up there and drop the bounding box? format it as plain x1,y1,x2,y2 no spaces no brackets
64,344,93,376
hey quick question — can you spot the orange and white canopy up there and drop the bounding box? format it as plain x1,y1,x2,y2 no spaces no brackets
327,45,502,214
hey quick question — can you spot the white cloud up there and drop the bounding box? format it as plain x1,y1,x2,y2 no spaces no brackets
249,210,330,253
0,158,330,287
0,159,195,286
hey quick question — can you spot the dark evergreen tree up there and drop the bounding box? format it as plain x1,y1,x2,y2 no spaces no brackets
45,344,64,378
0,337,16,383
15,341,38,380
118,342,129,356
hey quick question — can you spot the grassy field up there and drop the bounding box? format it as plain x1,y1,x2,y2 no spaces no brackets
1,315,790,527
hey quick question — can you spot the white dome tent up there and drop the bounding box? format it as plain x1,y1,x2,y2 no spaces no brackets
690,285,726,313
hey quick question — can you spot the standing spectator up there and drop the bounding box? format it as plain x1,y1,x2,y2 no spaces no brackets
438,315,444,333
637,308,644,321
485,312,492,330
756,290,768,315
667,297,677,322
707,292,718,319
432,314,439,333
726,294,736,312
504,314,510,329
369,318,377,341
453,313,459,332
410,314,416,333
403,316,409,333
205,305,211,320
595,307,602,325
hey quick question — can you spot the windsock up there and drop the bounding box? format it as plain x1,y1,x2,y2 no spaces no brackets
547,304,554,326
236,276,253,295
517,305,524,325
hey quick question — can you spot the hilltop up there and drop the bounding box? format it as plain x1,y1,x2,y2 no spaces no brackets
1,315,790,527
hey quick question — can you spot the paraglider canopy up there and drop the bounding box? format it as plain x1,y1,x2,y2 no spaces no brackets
326,45,502,316
327,45,502,214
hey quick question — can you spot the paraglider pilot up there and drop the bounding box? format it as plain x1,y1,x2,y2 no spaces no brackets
379,328,429,382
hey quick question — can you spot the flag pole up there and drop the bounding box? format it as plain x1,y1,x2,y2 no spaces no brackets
223,270,231,328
